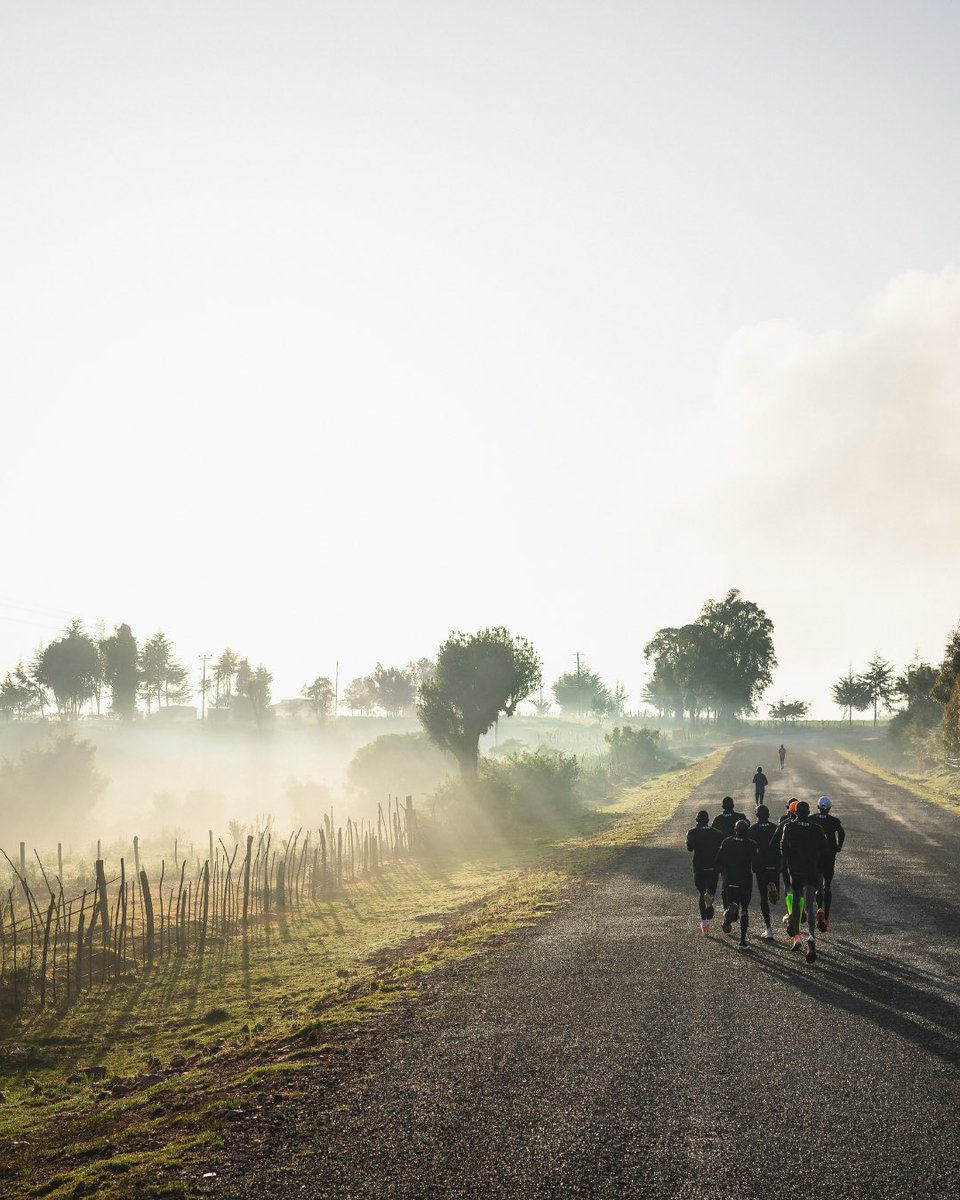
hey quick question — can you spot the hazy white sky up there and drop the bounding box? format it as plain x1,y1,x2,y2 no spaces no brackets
2,1,959,717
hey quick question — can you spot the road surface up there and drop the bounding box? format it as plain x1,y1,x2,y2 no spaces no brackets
209,740,960,1199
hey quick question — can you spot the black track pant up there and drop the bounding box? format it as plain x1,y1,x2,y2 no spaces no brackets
754,868,779,927
787,876,818,939
694,868,719,919
815,857,837,919
725,881,752,941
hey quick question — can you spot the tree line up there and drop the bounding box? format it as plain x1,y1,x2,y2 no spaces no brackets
831,625,960,759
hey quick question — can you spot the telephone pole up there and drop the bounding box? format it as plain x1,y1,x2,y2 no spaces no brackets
199,654,209,722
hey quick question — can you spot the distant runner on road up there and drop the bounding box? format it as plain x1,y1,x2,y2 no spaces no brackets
747,804,781,939
752,767,769,806
781,800,829,963
778,744,786,770
716,820,759,947
686,810,724,934
812,796,846,931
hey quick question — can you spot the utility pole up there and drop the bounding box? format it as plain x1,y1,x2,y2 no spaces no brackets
334,659,339,717
200,654,209,722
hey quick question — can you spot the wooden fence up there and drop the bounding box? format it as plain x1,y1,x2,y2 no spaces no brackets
0,795,418,1018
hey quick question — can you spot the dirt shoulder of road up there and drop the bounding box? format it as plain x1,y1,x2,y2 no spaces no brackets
835,748,960,813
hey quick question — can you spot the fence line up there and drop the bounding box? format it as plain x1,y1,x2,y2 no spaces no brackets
0,797,418,1018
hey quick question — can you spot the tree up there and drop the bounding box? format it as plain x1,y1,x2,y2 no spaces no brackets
859,654,896,726
888,658,942,759
101,623,139,719
942,675,960,758
0,734,107,843
417,626,542,780
211,649,241,708
831,670,871,724
768,699,810,723
551,666,609,717
138,632,191,711
302,676,335,723
343,676,378,715
530,689,552,717
643,625,708,725
36,621,101,719
930,625,960,704
238,664,272,726
404,657,436,692
373,663,415,716
607,683,628,719
694,590,776,724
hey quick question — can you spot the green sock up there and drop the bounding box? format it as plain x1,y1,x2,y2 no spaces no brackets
785,892,793,915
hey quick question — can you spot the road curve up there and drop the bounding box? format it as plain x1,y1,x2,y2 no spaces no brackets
209,741,960,1199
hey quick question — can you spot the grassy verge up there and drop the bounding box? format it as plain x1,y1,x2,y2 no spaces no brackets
1,747,728,1198
836,749,960,813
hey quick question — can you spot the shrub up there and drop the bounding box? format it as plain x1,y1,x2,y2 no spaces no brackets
347,733,452,803
604,725,665,781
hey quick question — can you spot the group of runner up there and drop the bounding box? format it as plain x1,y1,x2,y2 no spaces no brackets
685,756,846,964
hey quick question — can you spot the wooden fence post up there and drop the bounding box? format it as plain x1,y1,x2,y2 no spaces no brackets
95,860,110,947
140,869,155,964
242,835,253,929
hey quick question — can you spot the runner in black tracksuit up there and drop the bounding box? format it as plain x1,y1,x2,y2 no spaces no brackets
712,796,747,910
780,800,829,962
686,810,724,933
715,820,758,946
771,799,798,901
811,795,846,930
747,804,781,939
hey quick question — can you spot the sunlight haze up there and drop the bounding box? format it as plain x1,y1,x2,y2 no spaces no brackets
2,0,959,717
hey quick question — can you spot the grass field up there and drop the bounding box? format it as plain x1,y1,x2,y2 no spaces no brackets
0,747,728,1199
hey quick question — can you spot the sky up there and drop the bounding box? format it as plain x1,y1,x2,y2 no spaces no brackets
2,0,959,718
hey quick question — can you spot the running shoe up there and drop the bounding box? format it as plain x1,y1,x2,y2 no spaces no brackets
781,911,791,926
823,919,832,932
791,934,803,952
760,926,773,940
705,903,715,920
768,885,779,905
699,920,709,934
806,939,817,963
721,911,733,934
816,908,828,933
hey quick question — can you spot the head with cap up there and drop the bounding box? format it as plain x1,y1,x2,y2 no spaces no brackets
818,796,832,811
735,819,749,837
788,799,798,815
696,809,709,826
721,795,735,812
796,800,811,818
756,803,769,820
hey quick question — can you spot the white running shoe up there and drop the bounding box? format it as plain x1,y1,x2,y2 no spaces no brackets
699,920,710,934
760,927,773,940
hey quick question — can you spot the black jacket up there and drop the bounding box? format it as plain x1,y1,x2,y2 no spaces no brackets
686,824,724,871
716,834,758,887
780,818,828,881
811,811,845,855
712,809,747,839
747,819,781,870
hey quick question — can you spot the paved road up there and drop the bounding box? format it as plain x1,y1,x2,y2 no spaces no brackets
211,741,960,1199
